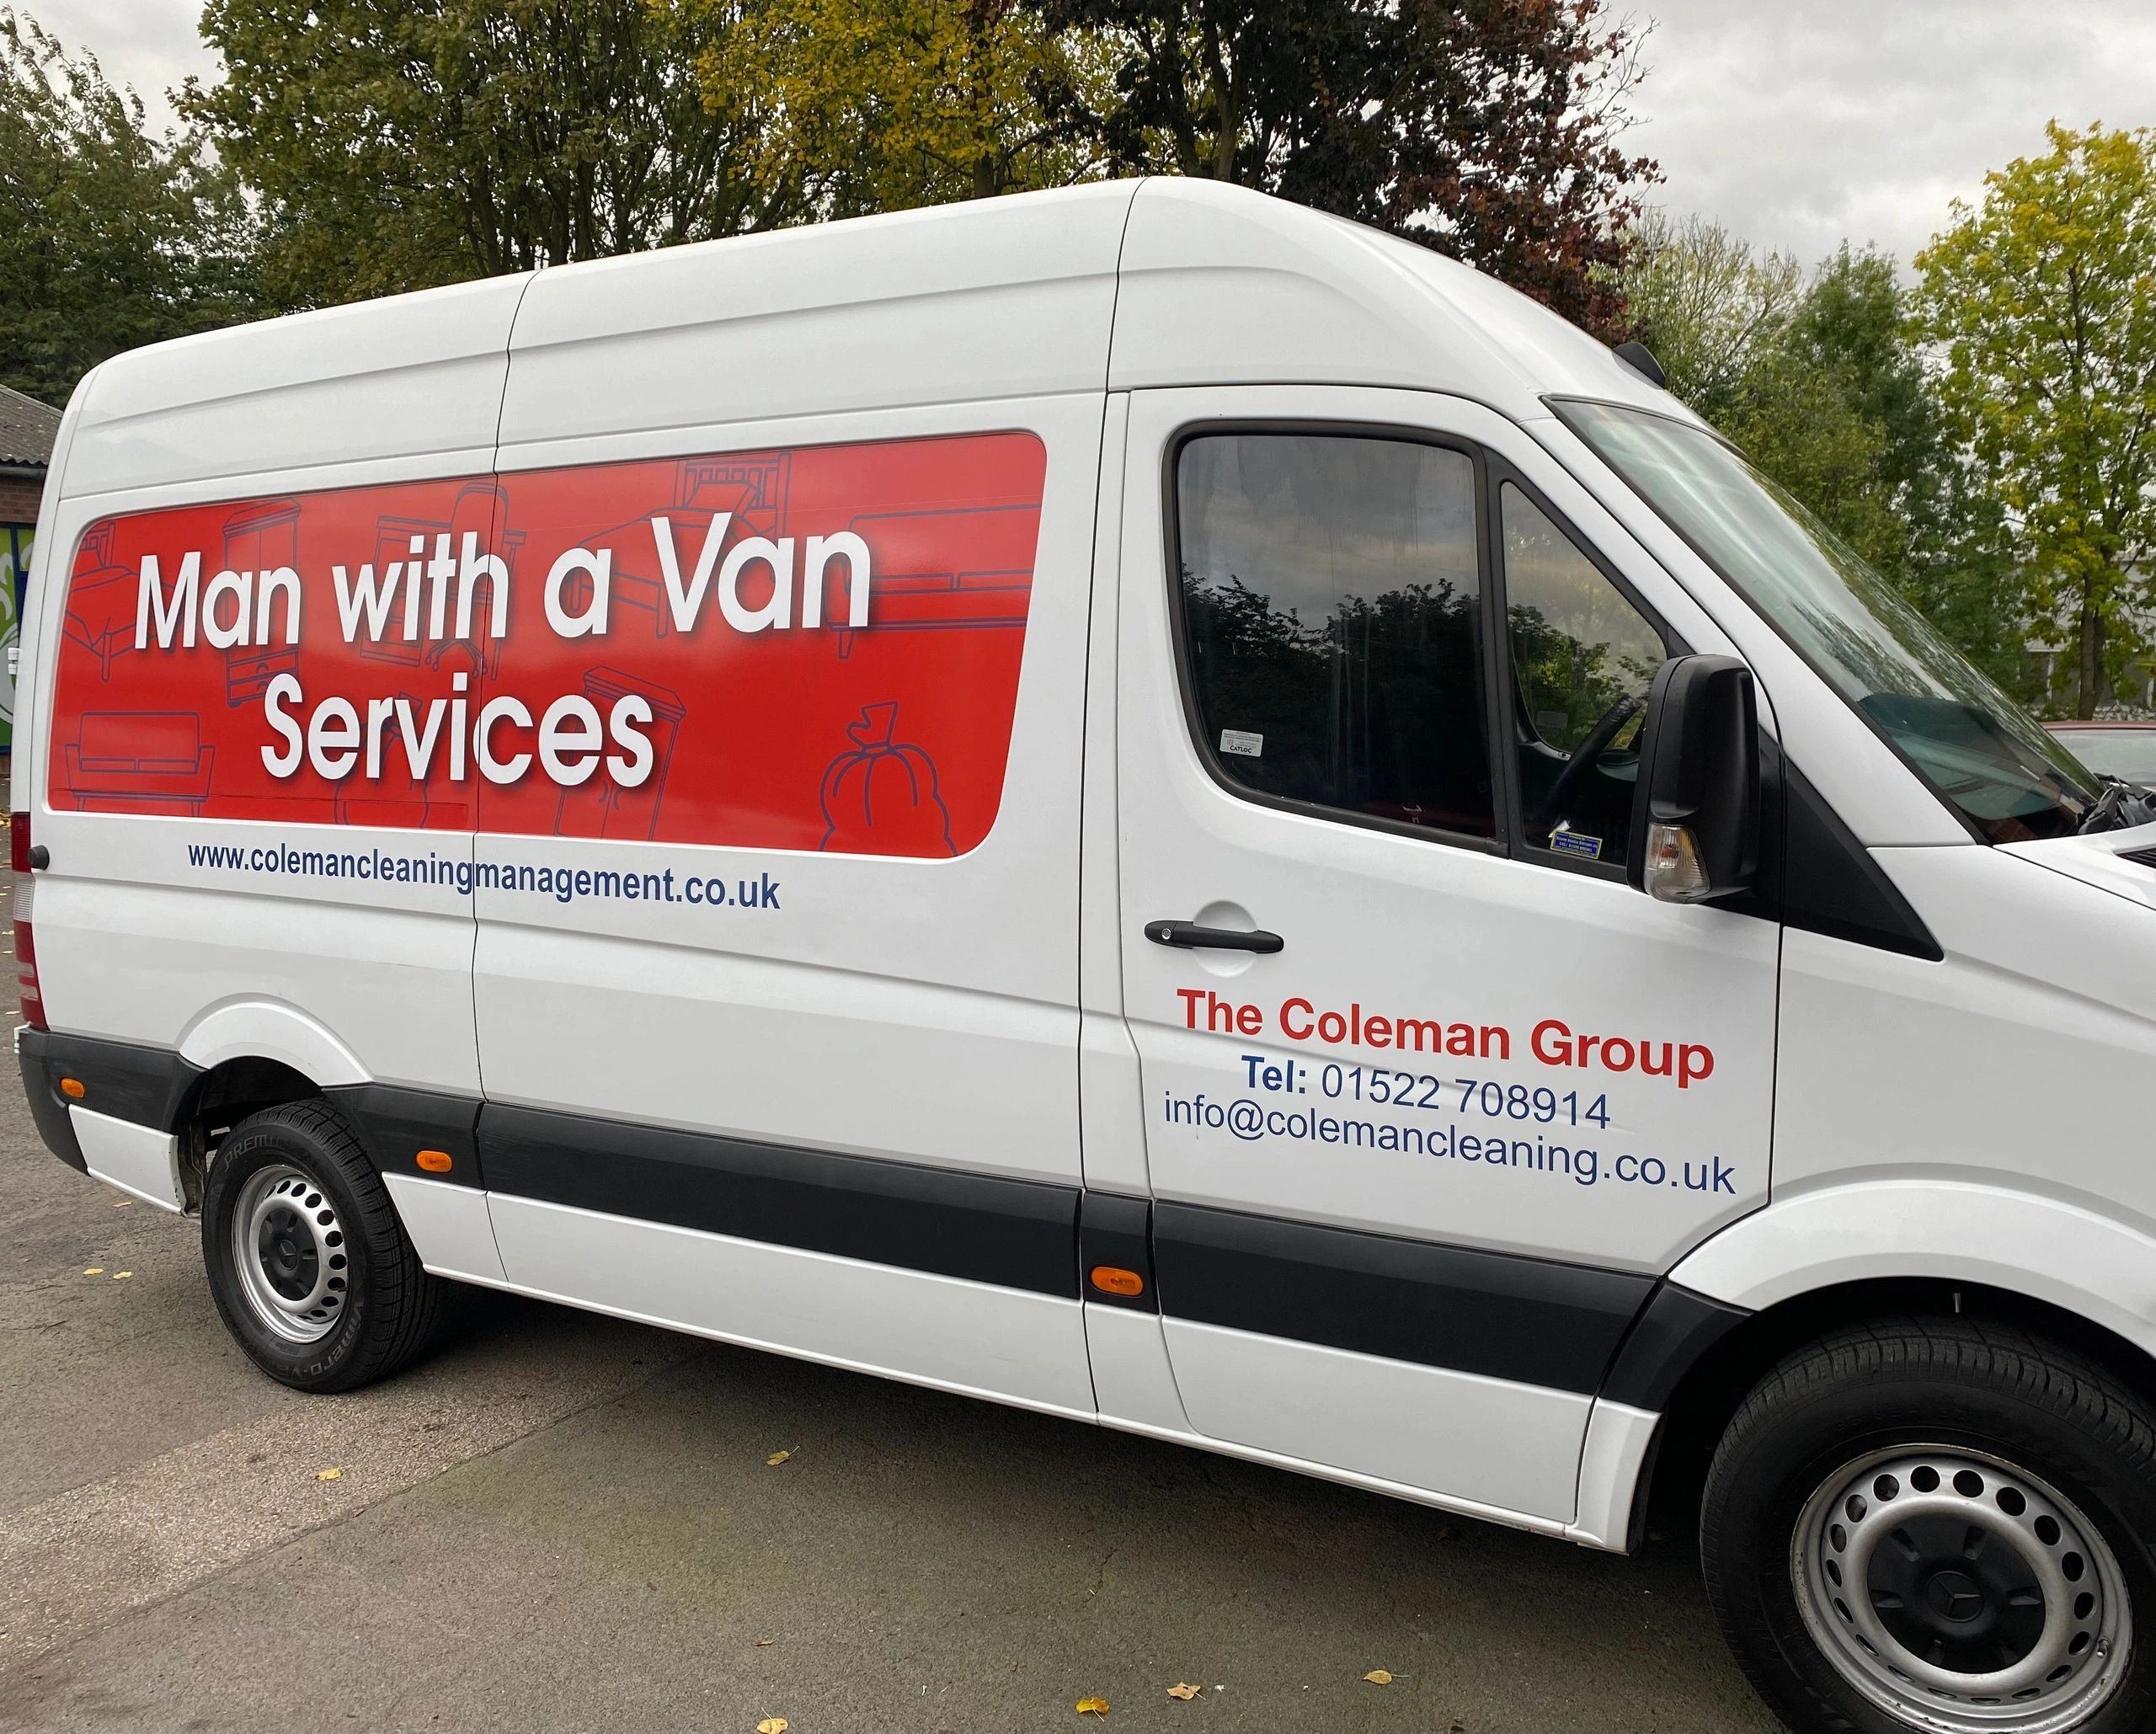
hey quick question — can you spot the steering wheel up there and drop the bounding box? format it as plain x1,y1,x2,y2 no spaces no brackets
1529,691,1646,835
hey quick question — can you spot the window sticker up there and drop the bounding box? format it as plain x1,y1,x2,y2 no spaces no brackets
1550,826,1604,860
1218,728,1264,758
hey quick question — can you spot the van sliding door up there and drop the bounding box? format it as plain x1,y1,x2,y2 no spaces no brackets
463,205,1132,1410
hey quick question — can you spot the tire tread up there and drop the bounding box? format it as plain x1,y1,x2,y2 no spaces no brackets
209,1098,446,1392
1702,1315,2156,1734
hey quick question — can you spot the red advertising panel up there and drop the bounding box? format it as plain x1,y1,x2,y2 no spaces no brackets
47,432,1046,857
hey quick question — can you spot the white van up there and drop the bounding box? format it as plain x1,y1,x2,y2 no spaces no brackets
18,178,2156,1734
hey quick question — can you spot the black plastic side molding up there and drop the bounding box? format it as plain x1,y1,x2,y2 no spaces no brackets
325,1083,486,1188
18,1028,202,1173
1080,1190,1157,1311
478,1101,1082,1299
1597,1279,1753,1411
1153,1200,1655,1394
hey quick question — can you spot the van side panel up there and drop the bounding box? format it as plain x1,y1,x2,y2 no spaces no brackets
470,205,1126,1407
467,410,1094,1187
60,275,528,499
24,286,524,1099
498,183,1134,451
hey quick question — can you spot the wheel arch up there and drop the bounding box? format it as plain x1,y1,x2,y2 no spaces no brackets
1641,1179,2156,1528
171,1054,329,1210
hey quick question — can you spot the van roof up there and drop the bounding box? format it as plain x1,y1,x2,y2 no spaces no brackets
61,179,1689,499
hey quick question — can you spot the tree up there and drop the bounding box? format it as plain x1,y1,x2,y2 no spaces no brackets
1623,217,2037,698
1032,0,1657,339
1916,122,2156,718
189,0,803,308
1789,248,2027,693
1620,211,1803,422
0,8,259,406
1623,216,1901,564
674,0,1110,213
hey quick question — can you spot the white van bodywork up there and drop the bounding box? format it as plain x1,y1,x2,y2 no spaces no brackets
20,180,2156,1667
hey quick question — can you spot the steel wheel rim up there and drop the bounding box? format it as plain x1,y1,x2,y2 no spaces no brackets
1792,1443,2131,1731
230,1164,350,1345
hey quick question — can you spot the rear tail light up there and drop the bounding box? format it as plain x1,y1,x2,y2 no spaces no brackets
14,911,43,1032
11,808,44,1031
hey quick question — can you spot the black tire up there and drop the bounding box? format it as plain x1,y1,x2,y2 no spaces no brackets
200,1099,446,1393
1702,1317,2156,1734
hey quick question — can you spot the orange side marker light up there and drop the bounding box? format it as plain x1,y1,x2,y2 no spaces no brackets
415,1149,454,1174
1090,1265,1145,1298
59,1077,86,1100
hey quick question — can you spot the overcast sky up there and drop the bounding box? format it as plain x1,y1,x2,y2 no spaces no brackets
25,0,2156,271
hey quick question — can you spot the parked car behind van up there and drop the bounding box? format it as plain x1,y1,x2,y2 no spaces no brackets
19,179,2156,1734
2047,718,2156,788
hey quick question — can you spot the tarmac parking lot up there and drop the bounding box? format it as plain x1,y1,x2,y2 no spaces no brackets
0,857,1778,1734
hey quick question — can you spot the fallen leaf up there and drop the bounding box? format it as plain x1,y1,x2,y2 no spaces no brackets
1364,1669,1395,1685
755,1720,789,1734
315,1467,342,1481
111,1272,132,1280
753,1638,774,1648
82,1267,103,1276
765,1449,794,1467
1075,1697,1110,1715
1166,1683,1200,1701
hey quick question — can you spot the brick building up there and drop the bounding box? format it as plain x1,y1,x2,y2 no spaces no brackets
0,383,63,752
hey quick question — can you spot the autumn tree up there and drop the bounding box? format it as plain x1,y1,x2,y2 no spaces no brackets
1034,0,1657,339
189,0,803,307
673,0,1110,213
0,8,259,405
1917,123,2156,718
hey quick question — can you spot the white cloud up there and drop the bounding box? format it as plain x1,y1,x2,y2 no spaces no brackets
19,0,2156,272
24,0,214,133
1630,0,2156,267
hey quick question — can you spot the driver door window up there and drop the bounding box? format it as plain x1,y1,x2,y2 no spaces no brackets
1500,482,1671,867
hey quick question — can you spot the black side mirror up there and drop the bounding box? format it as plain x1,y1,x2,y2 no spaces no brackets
1626,655,1759,903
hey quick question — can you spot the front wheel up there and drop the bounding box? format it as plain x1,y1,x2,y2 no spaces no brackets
201,1100,446,1392
1702,1319,2156,1734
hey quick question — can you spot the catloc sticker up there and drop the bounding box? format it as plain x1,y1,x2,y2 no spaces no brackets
46,433,1046,857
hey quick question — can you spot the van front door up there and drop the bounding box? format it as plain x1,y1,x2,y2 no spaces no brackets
1114,387,1780,1523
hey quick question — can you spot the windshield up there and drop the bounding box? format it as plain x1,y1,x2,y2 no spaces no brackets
1555,399,2103,843
2047,728,2156,789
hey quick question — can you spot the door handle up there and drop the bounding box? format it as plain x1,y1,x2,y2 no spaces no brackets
1144,920,1284,954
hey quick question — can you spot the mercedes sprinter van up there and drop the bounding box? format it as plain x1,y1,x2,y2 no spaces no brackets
19,179,2156,1734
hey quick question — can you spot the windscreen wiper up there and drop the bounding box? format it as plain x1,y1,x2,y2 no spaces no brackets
2078,776,2156,835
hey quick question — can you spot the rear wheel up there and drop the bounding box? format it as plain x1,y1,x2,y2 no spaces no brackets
1702,1319,2156,1734
201,1100,446,1392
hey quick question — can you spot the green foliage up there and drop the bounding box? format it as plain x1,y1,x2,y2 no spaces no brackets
676,0,1111,212
1620,212,1804,422
668,0,1659,339
1624,215,2036,700
0,8,259,406
1916,122,2156,719
1034,0,1657,340
189,0,802,308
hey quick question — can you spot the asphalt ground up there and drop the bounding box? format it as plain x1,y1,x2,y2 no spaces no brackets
0,849,1780,1734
